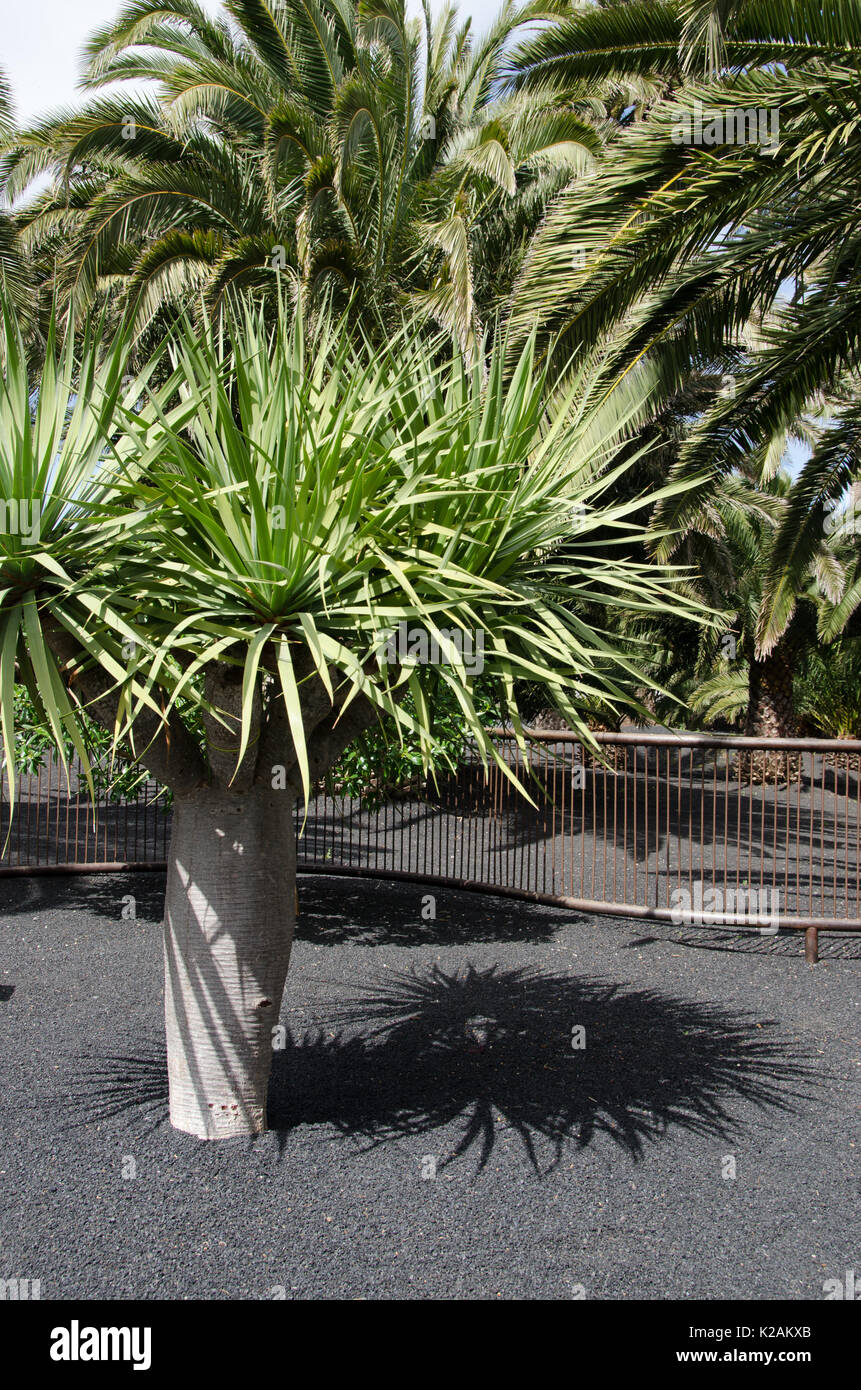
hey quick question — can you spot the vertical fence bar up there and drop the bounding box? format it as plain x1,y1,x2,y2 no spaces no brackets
1,735,860,959
856,752,861,919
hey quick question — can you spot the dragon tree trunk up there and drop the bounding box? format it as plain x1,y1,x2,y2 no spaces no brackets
162,784,296,1138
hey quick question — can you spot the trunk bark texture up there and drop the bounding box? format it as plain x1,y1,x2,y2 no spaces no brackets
163,784,296,1138
745,646,799,739
740,645,801,783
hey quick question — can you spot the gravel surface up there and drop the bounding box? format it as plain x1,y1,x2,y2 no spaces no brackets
0,870,858,1301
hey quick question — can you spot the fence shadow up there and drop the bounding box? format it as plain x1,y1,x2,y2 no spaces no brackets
63,963,818,1176
297,756,861,917
7,745,860,926
294,876,562,945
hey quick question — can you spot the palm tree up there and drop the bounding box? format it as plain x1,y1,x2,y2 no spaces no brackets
0,71,33,338
506,0,861,654
795,635,861,741
687,479,808,740
4,0,601,357
0,291,705,1137
629,467,860,740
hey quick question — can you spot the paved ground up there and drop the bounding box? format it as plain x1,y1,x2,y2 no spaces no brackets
0,870,858,1300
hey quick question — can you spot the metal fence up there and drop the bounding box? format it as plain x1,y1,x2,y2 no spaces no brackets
3,729,860,962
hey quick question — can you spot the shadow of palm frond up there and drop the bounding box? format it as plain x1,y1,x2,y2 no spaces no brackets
268,964,818,1173
62,1044,170,1137
60,964,819,1175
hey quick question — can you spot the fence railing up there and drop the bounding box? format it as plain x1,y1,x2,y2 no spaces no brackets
3,729,860,962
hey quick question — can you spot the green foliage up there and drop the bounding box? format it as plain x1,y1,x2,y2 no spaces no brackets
4,0,603,357
10,684,168,801
10,674,492,810
795,639,861,740
625,466,857,730
0,71,34,343
688,664,749,729
0,290,709,816
506,0,861,655
326,678,501,808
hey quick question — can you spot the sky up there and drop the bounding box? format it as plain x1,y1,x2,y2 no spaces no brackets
4,0,503,125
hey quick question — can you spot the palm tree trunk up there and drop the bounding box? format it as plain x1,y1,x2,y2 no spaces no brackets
745,646,799,739
741,645,800,782
162,785,296,1138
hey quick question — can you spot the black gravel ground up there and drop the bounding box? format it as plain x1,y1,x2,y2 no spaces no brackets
0,870,858,1301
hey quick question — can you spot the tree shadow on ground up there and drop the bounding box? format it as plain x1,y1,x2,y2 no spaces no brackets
0,871,167,923
294,877,562,944
0,871,565,945
65,963,818,1176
